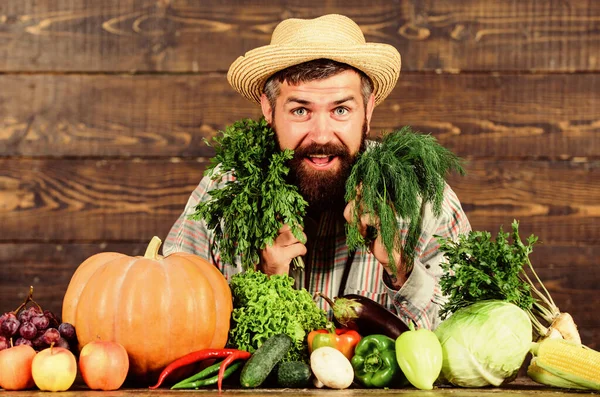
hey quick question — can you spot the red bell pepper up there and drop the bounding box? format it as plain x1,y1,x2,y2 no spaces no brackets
307,322,361,360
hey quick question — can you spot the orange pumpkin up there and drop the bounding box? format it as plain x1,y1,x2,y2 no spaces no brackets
62,236,232,383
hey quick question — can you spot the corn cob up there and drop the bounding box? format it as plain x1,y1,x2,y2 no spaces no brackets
529,338,600,391
527,357,588,390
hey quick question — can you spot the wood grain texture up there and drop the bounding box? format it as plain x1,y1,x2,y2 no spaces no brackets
1,0,599,72
1,73,599,158
1,158,597,244
0,152,594,287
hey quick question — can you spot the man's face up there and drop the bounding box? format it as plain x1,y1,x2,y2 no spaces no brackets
260,70,375,213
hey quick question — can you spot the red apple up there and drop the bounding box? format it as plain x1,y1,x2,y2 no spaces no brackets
79,340,129,390
31,345,77,391
0,344,36,390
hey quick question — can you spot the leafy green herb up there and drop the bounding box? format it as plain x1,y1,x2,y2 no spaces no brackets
189,118,307,271
346,126,464,275
437,220,563,339
228,269,328,363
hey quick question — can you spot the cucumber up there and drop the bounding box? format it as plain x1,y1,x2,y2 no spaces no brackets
240,333,293,388
277,361,312,388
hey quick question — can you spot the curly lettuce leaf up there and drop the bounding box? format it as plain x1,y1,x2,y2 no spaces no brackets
228,270,327,363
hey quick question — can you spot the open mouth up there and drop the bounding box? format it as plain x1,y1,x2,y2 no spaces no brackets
306,154,337,168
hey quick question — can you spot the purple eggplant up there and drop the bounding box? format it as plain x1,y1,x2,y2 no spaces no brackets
319,293,408,339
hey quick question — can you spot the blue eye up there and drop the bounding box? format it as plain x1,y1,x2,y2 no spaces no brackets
293,108,307,116
334,107,348,116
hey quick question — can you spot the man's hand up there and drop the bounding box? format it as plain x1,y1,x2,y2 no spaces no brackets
343,200,408,288
259,224,307,276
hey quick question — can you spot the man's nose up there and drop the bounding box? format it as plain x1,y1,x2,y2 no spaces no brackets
309,113,334,144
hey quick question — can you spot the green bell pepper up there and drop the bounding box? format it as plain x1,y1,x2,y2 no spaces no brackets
351,334,405,388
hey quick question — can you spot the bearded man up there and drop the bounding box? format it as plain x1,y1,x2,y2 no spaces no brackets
163,14,471,330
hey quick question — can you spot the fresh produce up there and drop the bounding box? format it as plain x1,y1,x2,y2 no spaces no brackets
0,344,36,390
190,117,307,270
169,349,250,391
240,333,293,388
0,286,77,353
319,293,408,339
276,361,312,388
307,322,361,360
31,345,77,392
350,334,404,388
527,358,588,390
217,350,252,391
434,300,532,387
171,361,244,390
228,270,327,363
62,236,233,383
528,338,600,391
79,340,129,391
310,346,354,389
150,348,248,389
346,126,464,275
395,322,442,390
437,220,580,343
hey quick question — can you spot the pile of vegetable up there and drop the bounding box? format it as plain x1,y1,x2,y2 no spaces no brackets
227,270,327,363
435,220,600,391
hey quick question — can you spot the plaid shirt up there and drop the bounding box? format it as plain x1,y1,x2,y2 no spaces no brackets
163,170,471,330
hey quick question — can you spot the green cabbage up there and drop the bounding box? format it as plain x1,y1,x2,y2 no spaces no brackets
227,269,327,363
434,300,532,387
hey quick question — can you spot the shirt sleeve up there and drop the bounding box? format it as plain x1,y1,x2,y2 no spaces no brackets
162,172,242,281
382,183,471,330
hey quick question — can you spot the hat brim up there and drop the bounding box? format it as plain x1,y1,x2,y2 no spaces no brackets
227,43,401,107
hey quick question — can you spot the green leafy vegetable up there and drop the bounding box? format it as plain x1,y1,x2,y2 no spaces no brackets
346,127,464,274
434,300,532,387
189,118,307,271
437,220,570,340
227,269,328,363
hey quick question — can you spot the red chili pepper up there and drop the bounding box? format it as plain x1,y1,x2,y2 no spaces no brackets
217,350,251,392
307,322,362,360
149,348,245,389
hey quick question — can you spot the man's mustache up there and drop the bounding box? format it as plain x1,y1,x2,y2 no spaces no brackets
292,142,350,158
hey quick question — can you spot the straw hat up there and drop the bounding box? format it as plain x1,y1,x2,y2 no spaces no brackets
227,14,401,107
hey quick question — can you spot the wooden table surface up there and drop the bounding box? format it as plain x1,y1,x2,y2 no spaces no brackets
1,378,597,396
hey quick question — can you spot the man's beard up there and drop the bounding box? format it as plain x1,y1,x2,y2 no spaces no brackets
274,121,368,214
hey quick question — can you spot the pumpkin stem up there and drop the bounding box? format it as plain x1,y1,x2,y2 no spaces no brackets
144,236,163,260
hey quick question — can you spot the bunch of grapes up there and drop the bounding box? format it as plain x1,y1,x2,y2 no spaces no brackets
0,287,78,354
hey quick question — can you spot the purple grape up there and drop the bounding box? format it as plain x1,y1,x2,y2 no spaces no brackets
1,317,20,337
0,335,8,350
14,337,33,347
19,321,37,340
29,306,42,316
58,323,76,340
18,307,33,323
42,328,60,344
0,312,16,328
32,336,46,349
44,310,60,327
31,314,50,330
54,337,70,349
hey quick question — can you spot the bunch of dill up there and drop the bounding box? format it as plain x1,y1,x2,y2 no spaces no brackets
345,126,464,275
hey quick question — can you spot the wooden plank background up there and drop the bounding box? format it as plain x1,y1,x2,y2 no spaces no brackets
1,0,598,348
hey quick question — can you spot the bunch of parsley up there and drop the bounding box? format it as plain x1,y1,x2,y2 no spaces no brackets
346,126,465,275
189,118,307,271
437,220,537,320
436,220,568,340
